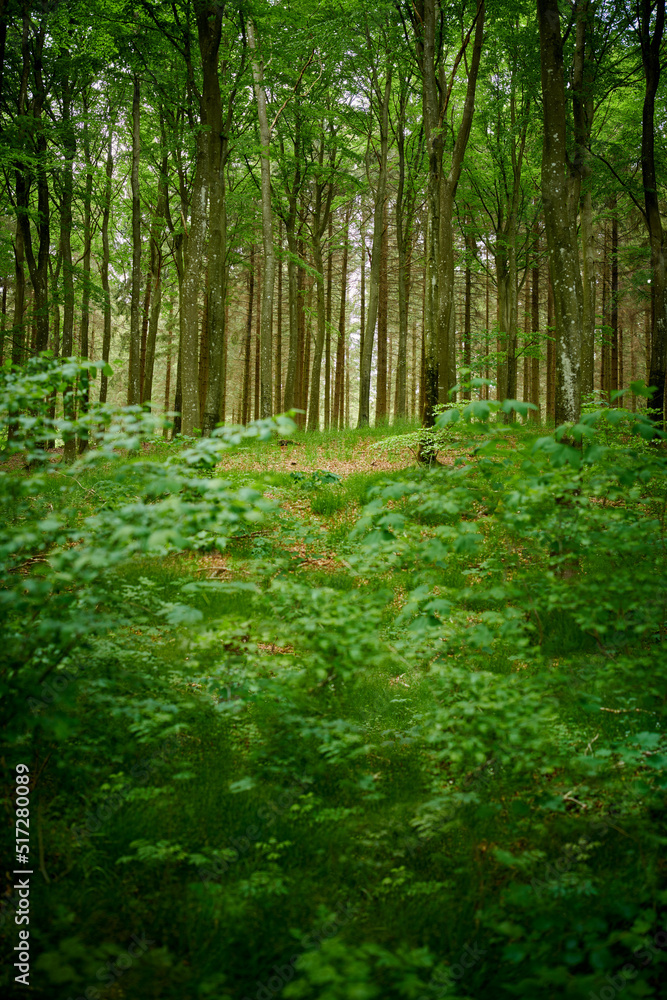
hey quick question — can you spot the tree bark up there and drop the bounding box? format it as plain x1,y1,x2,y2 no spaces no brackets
571,0,596,397
375,199,389,423
100,126,113,404
537,0,583,423
248,18,274,418
324,215,333,429
15,11,49,357
307,135,336,432
638,0,666,423
415,0,485,428
358,63,392,428
127,73,142,405
242,248,255,425
333,208,350,430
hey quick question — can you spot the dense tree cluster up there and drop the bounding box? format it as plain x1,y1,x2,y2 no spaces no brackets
1,0,665,437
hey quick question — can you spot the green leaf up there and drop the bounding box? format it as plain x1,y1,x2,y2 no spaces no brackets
630,380,656,398
435,408,460,427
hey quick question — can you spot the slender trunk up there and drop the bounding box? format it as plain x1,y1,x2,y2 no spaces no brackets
572,0,596,396
531,238,540,420
11,220,25,366
128,73,142,405
79,90,93,363
199,274,210,425
164,293,174,436
537,0,583,423
139,270,152,400
360,220,366,366
142,156,168,406
547,274,555,421
395,99,410,419
248,19,274,418
294,246,305,422
100,127,113,403
324,215,333,428
307,138,336,432
276,220,283,411
333,206,350,429
638,0,666,422
601,219,610,397
254,293,260,422
375,199,389,423
302,265,313,420
196,3,226,434
523,272,531,405
307,235,327,431
419,0,485,427
283,224,299,410
242,248,255,425
611,201,619,401
15,12,49,357
144,254,163,406
0,280,6,365
77,97,94,455
358,66,392,427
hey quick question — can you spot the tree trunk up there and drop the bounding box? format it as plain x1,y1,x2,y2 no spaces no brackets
242,248,255,425
276,220,283,411
333,206,350,429
307,137,335,432
164,293,174,435
127,72,142,405
248,18,274,418
196,2,226,434
324,216,333,428
375,199,389,423
79,89,93,364
15,11,49,357
572,0,596,396
537,0,583,423
531,240,541,420
547,274,555,421
639,0,666,423
417,0,485,428
100,126,113,404
358,66,392,428
611,201,619,401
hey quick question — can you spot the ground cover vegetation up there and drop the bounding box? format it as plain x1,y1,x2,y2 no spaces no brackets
2,359,667,1000
3,0,667,998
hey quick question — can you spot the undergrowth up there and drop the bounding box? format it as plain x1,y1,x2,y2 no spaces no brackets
1,358,667,1000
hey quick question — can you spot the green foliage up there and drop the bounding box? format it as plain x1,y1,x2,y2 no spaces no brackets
2,363,667,1000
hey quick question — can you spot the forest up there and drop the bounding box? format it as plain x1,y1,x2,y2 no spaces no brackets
2,0,667,998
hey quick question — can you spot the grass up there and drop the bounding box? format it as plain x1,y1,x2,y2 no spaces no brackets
4,419,667,1000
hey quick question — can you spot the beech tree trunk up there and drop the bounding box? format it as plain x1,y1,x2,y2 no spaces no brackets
333,206,350,430
197,2,227,435
414,0,485,428
375,199,389,423
248,18,275,418
537,0,583,423
358,63,392,428
100,127,113,404
127,73,142,405
638,0,666,423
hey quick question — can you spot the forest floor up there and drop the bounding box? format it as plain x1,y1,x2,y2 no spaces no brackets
5,416,667,1000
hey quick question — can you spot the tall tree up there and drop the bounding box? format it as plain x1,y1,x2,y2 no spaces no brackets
537,0,583,423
